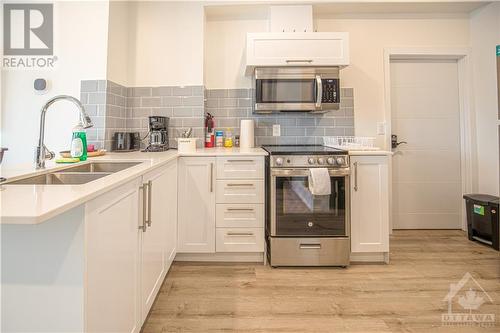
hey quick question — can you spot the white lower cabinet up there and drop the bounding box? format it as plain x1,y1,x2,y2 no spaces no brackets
177,156,265,258
140,160,177,322
216,204,264,228
177,157,216,253
86,178,142,333
216,228,265,252
350,155,390,255
86,159,178,332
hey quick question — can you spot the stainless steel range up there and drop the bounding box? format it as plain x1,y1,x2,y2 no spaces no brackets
262,145,350,267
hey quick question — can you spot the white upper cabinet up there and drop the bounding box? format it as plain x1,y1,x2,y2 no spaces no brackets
245,32,349,75
350,155,390,253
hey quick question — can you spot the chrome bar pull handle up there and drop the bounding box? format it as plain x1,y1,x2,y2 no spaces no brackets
354,162,358,192
227,232,254,236
300,244,322,249
146,180,152,227
210,163,214,193
139,185,147,232
286,59,313,63
227,208,254,212
315,75,322,108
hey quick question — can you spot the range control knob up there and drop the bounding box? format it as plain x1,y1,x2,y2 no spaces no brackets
318,157,325,165
327,157,335,165
336,157,345,165
308,158,316,165
275,157,284,166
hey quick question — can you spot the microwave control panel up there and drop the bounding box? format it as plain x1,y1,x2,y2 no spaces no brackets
322,79,340,104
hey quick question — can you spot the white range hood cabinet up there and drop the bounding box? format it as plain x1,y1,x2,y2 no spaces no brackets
245,32,350,76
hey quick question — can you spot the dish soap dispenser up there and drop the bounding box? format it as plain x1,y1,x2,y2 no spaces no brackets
70,122,88,161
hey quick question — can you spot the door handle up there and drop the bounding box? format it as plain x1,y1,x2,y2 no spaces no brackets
286,59,313,63
139,184,147,232
226,183,254,187
315,75,322,108
227,232,254,236
227,208,254,212
209,163,214,192
299,244,322,249
391,134,408,149
227,159,254,163
146,180,152,227
353,162,358,192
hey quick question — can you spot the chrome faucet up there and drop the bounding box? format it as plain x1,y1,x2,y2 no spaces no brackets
35,95,94,169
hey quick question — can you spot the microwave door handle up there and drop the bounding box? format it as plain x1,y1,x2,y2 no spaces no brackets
315,75,322,108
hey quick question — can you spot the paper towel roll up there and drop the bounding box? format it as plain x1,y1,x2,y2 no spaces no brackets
240,119,255,149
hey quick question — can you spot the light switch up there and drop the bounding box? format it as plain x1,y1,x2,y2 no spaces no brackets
377,122,386,135
273,124,281,136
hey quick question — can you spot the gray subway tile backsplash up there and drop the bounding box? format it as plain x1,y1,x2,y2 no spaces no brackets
81,82,354,150
205,87,354,146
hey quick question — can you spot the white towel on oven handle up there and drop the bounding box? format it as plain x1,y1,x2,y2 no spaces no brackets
308,168,331,196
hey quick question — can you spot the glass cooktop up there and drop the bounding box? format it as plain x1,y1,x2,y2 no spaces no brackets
262,145,347,155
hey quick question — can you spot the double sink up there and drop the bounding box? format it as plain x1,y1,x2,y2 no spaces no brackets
3,162,142,185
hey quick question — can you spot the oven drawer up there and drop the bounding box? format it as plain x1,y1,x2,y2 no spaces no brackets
216,157,264,179
216,228,264,252
216,180,264,204
216,204,264,228
269,237,350,266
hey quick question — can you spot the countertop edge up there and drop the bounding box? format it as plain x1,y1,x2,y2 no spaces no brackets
1,148,268,225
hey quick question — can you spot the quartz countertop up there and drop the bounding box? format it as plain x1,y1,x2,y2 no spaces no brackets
0,147,268,225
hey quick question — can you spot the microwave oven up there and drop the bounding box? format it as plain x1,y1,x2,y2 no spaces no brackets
254,67,340,113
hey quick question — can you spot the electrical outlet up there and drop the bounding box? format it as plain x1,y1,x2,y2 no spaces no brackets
377,122,386,135
273,124,281,136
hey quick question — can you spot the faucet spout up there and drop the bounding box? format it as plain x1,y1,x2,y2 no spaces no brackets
35,95,94,169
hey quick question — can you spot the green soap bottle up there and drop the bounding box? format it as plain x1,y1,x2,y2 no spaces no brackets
70,122,88,161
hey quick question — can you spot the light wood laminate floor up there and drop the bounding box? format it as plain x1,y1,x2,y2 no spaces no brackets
142,231,500,333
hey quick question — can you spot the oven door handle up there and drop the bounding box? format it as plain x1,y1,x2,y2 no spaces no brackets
315,75,322,109
271,168,349,177
299,243,322,249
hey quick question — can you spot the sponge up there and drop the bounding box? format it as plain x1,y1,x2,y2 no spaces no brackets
55,157,80,164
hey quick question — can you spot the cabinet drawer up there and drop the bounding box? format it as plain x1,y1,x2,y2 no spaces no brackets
216,157,264,179
216,180,264,204
216,228,264,252
216,204,264,228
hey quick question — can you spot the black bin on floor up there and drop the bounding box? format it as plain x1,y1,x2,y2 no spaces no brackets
463,194,499,251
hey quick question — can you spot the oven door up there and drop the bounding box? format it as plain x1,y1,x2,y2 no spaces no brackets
270,168,349,237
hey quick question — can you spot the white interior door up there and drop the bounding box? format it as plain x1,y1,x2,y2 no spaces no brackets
391,59,462,229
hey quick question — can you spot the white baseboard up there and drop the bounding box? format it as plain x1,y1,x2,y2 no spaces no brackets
350,252,389,264
175,252,265,263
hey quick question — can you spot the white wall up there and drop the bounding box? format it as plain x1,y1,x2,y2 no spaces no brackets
1,1,109,167
127,1,205,87
470,2,500,195
107,1,131,86
205,17,268,88
315,16,470,148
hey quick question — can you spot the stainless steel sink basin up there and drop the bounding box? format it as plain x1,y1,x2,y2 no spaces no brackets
2,162,143,185
5,172,111,185
57,162,142,173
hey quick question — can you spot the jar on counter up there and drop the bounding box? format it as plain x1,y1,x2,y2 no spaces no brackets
235,135,240,147
215,130,224,147
224,128,233,148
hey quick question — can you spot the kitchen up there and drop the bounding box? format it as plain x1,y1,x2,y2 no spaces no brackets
1,1,499,332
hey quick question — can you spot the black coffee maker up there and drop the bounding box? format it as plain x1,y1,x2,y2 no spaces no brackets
143,116,169,152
